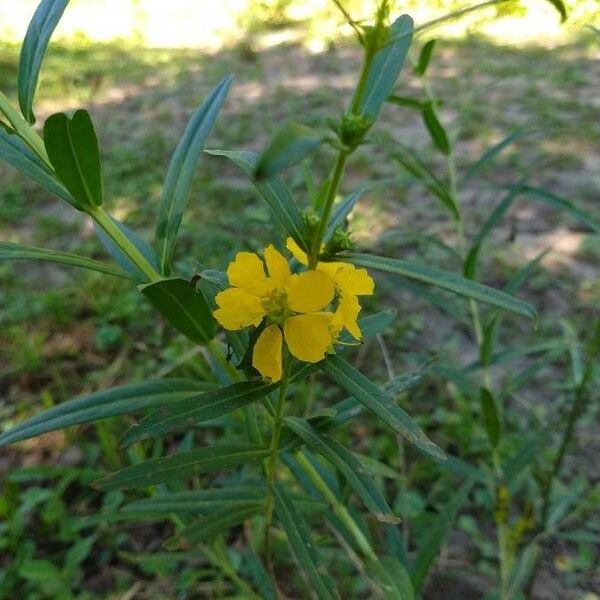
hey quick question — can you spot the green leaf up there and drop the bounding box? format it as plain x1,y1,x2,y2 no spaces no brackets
154,75,232,274
0,128,76,206
345,253,537,320
206,149,306,249
321,356,445,460
43,109,103,210
414,39,437,76
179,503,263,545
421,101,450,155
361,15,414,119
387,95,423,110
254,122,323,179
0,241,134,280
95,442,269,490
64,535,97,578
122,486,266,514
18,0,69,123
283,417,399,523
0,379,207,448
140,277,217,345
479,388,501,447
411,478,474,592
519,185,600,233
463,184,522,279
461,128,534,185
543,0,567,22
366,555,414,600
274,485,339,600
120,380,276,446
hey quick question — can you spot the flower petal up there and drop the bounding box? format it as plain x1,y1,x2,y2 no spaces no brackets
264,244,291,288
334,293,362,339
284,313,334,362
285,237,308,265
334,265,374,296
253,324,283,382
287,270,334,313
227,252,272,295
214,288,265,330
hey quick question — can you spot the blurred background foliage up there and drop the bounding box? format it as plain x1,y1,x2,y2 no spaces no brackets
1,1,599,598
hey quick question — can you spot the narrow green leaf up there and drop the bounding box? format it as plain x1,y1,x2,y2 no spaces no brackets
206,148,306,249
479,388,501,447
411,478,474,592
18,0,69,123
421,101,450,155
254,122,323,179
140,277,217,345
155,75,232,274
361,15,414,119
274,485,339,600
463,184,522,279
95,442,269,490
414,39,437,76
0,241,134,281
180,503,263,545
0,128,76,205
284,417,399,523
43,109,103,209
366,555,414,600
387,95,423,110
520,185,600,233
321,355,445,460
543,0,567,22
0,379,206,447
121,380,276,446
461,128,534,185
346,253,537,320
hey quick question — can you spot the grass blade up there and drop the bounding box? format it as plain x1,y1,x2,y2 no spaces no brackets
321,356,445,460
155,75,232,274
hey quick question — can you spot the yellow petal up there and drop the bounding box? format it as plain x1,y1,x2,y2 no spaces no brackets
227,252,271,295
284,313,334,362
285,237,308,265
287,270,334,313
214,288,265,330
264,244,291,288
334,293,362,339
334,265,374,296
253,324,283,382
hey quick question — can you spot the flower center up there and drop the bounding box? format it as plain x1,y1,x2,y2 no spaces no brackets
261,289,292,324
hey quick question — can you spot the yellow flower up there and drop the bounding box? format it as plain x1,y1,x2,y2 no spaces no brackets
214,245,336,382
285,237,374,339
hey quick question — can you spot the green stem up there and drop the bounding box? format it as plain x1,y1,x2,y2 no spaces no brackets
308,151,348,268
88,206,161,283
492,449,511,600
295,450,377,562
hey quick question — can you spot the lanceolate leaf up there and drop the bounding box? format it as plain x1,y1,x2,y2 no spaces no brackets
206,148,306,249
414,39,437,76
254,122,323,179
366,556,414,600
0,242,134,281
0,379,207,447
0,128,76,206
360,15,414,120
321,356,445,460
95,442,269,490
120,380,277,446
140,277,217,345
274,485,339,600
155,75,232,274
346,253,537,320
284,417,399,523
479,388,501,447
18,0,69,123
544,0,567,22
421,101,450,155
43,110,103,210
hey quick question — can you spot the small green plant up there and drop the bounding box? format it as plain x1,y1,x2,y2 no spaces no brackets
1,0,598,598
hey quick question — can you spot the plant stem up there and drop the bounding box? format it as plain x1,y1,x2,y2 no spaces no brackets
88,206,162,283
264,358,292,578
492,449,511,600
295,450,377,562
